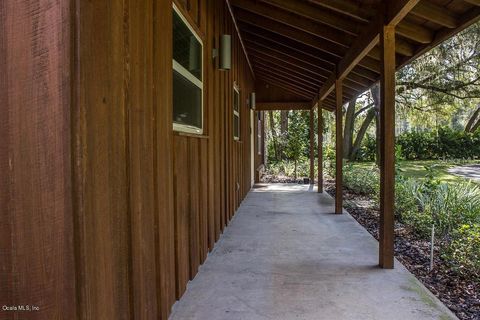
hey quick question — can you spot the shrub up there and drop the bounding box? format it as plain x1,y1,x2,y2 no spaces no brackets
343,164,379,196
413,182,480,239
443,224,480,280
393,175,419,220
396,127,480,160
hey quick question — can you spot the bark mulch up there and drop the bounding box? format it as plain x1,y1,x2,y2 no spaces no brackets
323,178,480,320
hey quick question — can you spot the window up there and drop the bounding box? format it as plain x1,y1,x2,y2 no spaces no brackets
233,86,240,140
172,4,203,134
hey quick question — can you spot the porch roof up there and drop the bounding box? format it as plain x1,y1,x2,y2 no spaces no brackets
229,0,480,111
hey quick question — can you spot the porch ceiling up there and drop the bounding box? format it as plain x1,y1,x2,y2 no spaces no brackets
230,0,480,111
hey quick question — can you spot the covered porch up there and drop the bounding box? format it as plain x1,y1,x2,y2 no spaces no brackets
170,184,456,320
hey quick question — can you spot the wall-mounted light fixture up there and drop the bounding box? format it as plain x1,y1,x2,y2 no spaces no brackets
219,34,231,70
250,92,256,110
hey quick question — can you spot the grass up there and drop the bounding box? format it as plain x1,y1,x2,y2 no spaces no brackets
351,159,480,184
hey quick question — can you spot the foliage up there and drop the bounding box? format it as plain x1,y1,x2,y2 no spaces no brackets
343,164,379,196
354,134,377,162
443,224,480,280
340,162,480,280
342,127,480,162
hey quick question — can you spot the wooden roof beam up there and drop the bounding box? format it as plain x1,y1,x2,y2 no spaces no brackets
256,72,318,94
240,22,336,66
252,56,367,93
244,37,334,75
249,49,363,97
235,9,346,57
256,75,316,99
464,0,480,6
236,13,382,75
410,1,458,28
257,78,315,100
256,68,358,101
256,102,312,111
307,0,371,22
242,27,377,86
247,46,331,78
252,57,327,84
308,0,433,44
251,0,415,57
255,69,319,92
232,0,354,48
317,0,420,102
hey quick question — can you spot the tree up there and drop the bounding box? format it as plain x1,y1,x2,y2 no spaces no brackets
465,103,480,133
268,111,279,160
285,111,308,179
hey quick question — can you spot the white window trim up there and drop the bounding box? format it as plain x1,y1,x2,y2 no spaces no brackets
233,86,240,141
172,3,204,135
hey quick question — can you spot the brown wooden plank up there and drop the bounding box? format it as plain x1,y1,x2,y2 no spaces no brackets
189,139,201,278
74,0,132,318
0,2,76,319
256,102,311,110
379,24,396,269
206,0,216,251
411,1,458,28
155,0,176,316
335,79,343,214
128,0,160,317
174,137,190,297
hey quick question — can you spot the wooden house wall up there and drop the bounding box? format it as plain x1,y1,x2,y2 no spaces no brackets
172,0,255,298
0,2,76,319
1,0,255,319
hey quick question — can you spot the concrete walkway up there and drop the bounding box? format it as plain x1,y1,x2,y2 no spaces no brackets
169,184,457,320
448,164,480,182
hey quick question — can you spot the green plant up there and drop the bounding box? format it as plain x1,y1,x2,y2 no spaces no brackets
443,224,480,280
343,164,379,196
414,182,480,239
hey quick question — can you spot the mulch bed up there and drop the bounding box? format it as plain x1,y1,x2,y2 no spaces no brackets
322,178,480,320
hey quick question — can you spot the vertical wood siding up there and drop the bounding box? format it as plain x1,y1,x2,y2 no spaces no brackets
1,0,255,319
0,1,76,319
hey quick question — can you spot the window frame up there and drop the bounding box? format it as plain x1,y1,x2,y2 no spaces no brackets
172,3,204,135
233,85,240,141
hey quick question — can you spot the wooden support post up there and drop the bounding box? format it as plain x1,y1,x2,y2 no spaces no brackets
379,24,396,269
309,109,315,184
335,79,343,214
317,103,323,193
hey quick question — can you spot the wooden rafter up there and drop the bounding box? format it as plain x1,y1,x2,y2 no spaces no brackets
257,73,316,96
235,9,382,74
410,1,458,28
317,0,420,102
307,0,432,44
255,102,312,110
240,24,378,83
257,77,313,100
252,56,365,93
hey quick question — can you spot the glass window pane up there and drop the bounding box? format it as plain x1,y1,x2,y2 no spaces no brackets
233,90,239,112
173,10,202,81
173,70,202,129
234,114,240,139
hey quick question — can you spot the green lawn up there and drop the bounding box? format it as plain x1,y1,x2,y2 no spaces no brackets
352,160,480,184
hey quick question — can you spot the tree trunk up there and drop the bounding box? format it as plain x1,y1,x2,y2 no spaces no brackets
465,103,480,133
280,110,289,159
343,99,356,159
269,111,279,160
350,108,376,161
371,84,381,165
